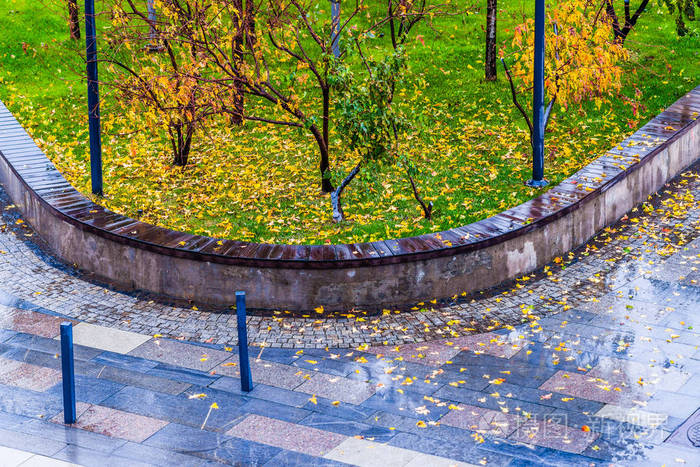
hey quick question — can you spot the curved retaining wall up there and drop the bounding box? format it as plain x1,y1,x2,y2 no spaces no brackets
0,87,699,311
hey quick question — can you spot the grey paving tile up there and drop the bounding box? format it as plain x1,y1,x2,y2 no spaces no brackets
145,422,281,465
0,383,63,419
101,386,246,432
46,374,124,404
93,350,160,372
113,441,231,467
52,444,154,467
300,412,396,442
96,365,191,395
129,339,231,372
263,450,354,467
0,427,67,457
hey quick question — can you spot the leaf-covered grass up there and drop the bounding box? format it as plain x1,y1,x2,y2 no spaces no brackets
0,0,698,244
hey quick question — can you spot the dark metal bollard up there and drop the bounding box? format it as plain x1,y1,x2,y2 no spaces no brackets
60,322,77,424
236,291,253,392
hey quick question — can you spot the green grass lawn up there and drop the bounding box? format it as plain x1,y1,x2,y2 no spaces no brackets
0,0,698,244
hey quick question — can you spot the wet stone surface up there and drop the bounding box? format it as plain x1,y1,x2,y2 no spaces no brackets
1,165,700,464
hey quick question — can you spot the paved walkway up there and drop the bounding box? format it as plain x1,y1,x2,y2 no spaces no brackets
0,167,700,465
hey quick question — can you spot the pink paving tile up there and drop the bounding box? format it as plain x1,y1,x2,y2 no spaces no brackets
588,357,690,393
539,370,648,405
509,418,599,454
51,403,168,442
0,308,71,338
214,358,311,390
227,414,346,456
296,373,376,404
439,404,521,437
128,338,231,371
365,341,461,367
450,332,527,358
0,357,61,391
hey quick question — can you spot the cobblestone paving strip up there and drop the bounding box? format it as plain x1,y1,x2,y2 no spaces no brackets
1,165,700,348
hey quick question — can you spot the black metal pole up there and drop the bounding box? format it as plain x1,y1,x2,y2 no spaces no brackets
527,0,548,188
85,0,103,195
60,322,76,424
236,291,253,392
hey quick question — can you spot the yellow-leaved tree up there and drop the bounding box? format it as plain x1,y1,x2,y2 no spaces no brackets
502,0,628,147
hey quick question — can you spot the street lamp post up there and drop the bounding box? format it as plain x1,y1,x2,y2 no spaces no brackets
527,0,548,188
85,0,103,195
330,0,341,58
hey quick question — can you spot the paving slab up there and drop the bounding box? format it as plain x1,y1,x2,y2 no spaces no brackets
508,418,599,454
0,357,61,392
66,322,151,354
324,437,419,467
227,414,346,456
51,402,169,443
0,308,68,338
128,338,231,372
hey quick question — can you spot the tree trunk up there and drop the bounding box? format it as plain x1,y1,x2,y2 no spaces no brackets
406,168,433,219
68,0,80,40
485,0,497,81
311,123,334,193
331,162,361,222
172,125,193,167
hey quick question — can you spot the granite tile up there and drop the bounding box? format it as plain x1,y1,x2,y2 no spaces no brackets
0,357,61,391
451,331,529,359
92,350,159,372
388,432,513,466
69,322,151,354
0,445,34,465
324,437,418,467
15,418,129,454
361,389,450,422
538,370,648,406
145,422,281,465
0,345,103,377
263,450,354,467
297,373,375,405
52,444,154,467
147,362,219,387
365,341,461,367
594,404,668,429
52,403,169,442
101,386,245,432
0,308,68,338
239,397,311,423
128,338,231,371
509,418,599,454
303,395,378,422
113,441,231,467
300,412,396,442
227,414,346,456
439,403,521,437
433,384,555,419
47,374,124,405
210,377,310,407
214,356,317,390
0,384,63,419
0,427,67,457
6,333,103,360
96,365,191,395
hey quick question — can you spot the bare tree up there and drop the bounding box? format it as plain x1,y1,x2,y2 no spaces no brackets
603,0,650,45
68,0,80,40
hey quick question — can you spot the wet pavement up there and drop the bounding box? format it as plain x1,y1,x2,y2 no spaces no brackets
1,167,700,464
